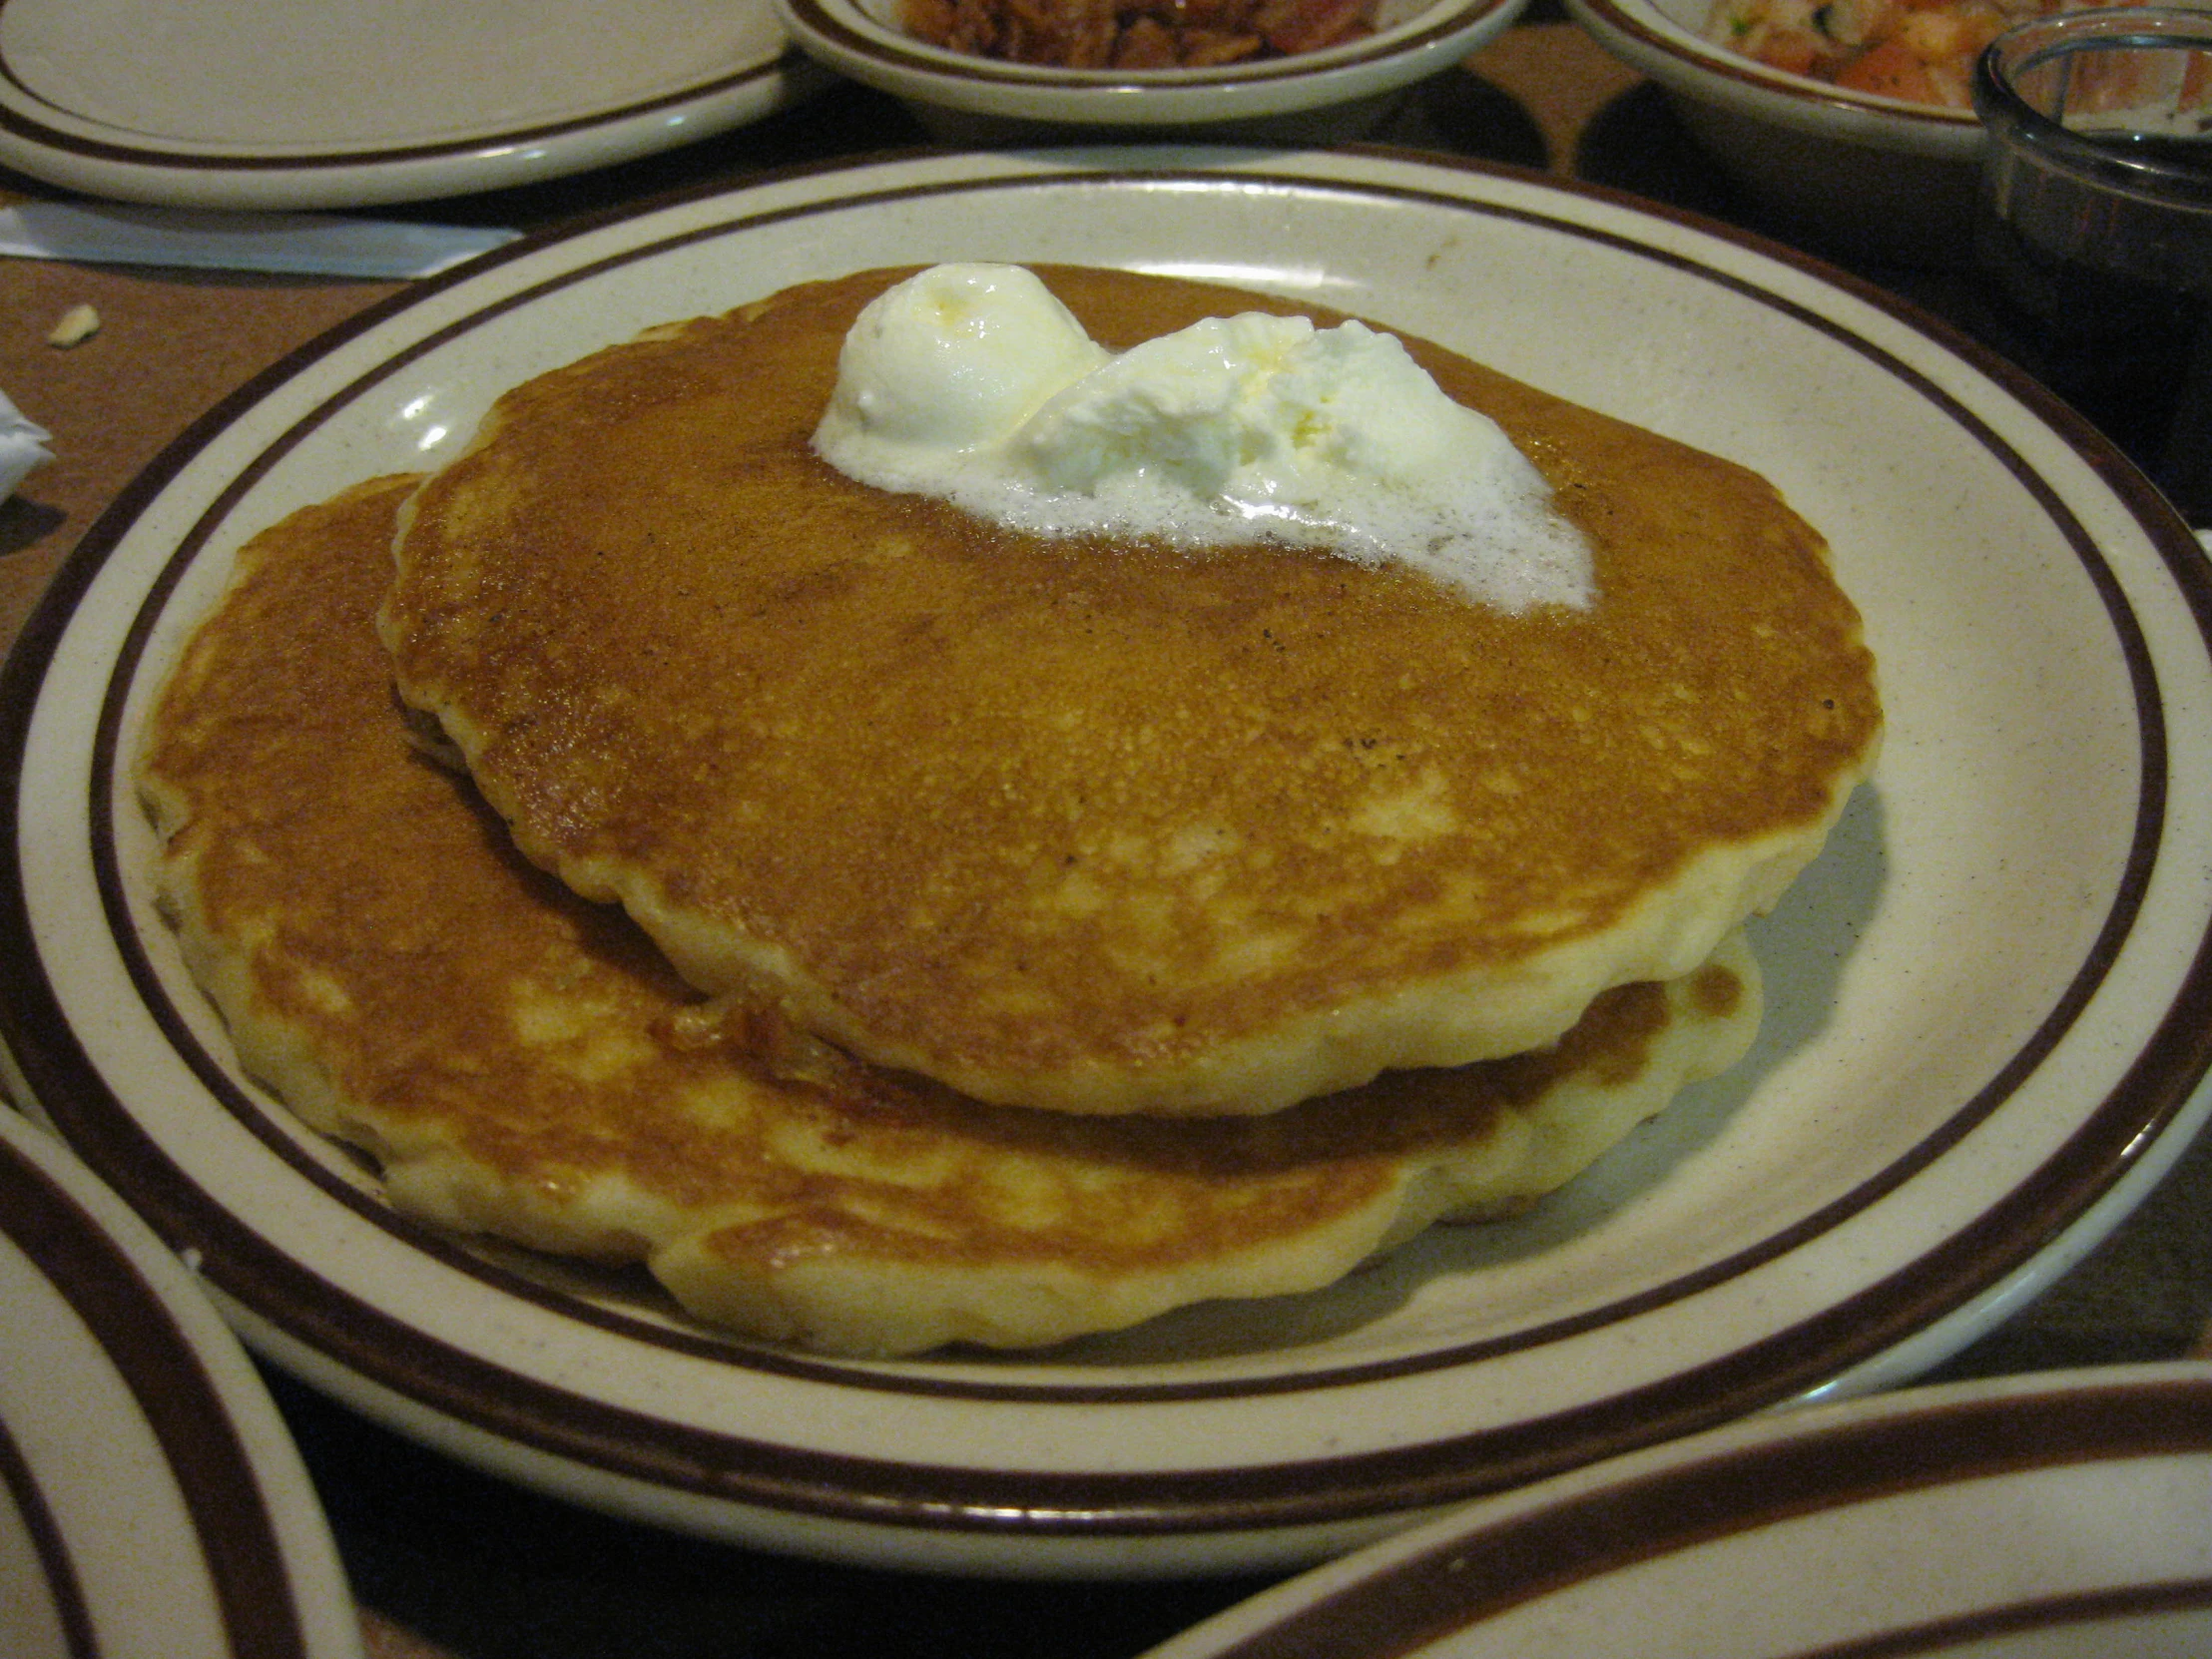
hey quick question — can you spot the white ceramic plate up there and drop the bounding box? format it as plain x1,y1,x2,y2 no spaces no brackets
0,0,817,211
2,147,2208,1578
0,1107,360,1659
1144,1361,2212,1658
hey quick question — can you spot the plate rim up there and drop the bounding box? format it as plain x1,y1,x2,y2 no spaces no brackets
1143,1358,2212,1658
5,145,2210,1568
0,0,814,210
0,1106,361,1659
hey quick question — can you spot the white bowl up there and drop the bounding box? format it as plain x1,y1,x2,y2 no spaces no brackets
773,0,1526,141
1567,0,1985,265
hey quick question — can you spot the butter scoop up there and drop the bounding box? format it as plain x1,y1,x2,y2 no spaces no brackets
817,263,1108,463
813,264,1593,613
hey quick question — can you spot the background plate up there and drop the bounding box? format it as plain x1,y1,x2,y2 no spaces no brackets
1143,1362,2212,1658
2,148,2209,1576
0,0,815,211
0,1106,359,1659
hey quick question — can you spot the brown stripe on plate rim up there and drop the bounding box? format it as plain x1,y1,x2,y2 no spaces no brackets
0,1126,313,1659
1191,1369,2212,1659
0,159,2191,1535
1786,1581,2212,1659
0,1413,97,1659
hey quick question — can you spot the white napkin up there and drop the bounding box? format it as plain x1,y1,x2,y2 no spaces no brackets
0,391,52,502
0,202,515,279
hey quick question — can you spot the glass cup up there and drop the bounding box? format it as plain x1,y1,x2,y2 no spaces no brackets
1970,6,2212,525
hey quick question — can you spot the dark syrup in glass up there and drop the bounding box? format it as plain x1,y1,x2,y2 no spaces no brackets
1970,131,2212,522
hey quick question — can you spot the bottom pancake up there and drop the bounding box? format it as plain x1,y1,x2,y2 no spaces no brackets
137,477,1765,1358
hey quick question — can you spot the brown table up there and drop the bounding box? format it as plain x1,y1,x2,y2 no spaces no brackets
4,15,2208,1658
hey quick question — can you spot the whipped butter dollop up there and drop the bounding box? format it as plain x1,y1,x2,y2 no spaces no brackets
812,264,1593,612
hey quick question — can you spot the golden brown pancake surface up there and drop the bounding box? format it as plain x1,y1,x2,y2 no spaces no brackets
140,478,1763,1356
378,266,1875,1116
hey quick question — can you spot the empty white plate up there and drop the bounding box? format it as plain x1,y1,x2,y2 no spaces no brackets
0,0,818,210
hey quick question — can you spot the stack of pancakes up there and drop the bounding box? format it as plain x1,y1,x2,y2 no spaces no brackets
139,267,1879,1357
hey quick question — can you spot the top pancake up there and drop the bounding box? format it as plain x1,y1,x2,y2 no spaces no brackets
380,265,1879,1116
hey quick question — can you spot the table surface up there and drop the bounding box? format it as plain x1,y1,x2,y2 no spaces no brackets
3,13,2209,1659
